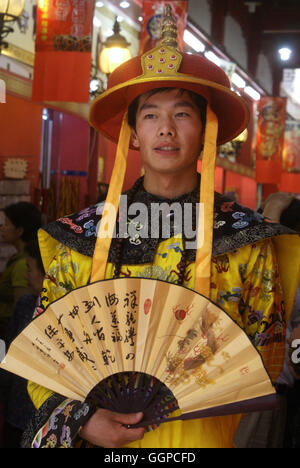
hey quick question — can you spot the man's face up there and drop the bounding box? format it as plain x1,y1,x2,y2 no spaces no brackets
131,89,204,177
0,216,23,245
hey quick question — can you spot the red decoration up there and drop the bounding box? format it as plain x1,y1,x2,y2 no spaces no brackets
32,0,94,102
280,120,300,193
139,0,188,54
255,97,287,184
279,172,300,194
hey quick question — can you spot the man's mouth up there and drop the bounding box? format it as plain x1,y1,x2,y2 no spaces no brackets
155,146,180,152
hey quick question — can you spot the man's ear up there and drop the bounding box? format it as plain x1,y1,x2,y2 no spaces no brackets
131,129,140,149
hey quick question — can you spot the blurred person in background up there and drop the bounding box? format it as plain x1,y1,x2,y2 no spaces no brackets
1,238,45,448
263,192,300,232
265,193,300,448
264,193,300,448
234,192,300,448
0,202,42,340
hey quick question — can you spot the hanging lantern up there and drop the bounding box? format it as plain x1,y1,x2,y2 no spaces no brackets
99,18,131,75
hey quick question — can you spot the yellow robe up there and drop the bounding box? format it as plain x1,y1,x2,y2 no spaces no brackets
27,229,296,448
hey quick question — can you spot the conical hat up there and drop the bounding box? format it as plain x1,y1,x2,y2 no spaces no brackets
90,9,249,147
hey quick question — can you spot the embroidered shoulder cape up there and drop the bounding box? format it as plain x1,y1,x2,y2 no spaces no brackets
41,178,293,266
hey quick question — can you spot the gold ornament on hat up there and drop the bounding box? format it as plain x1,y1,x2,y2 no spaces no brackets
141,45,182,77
141,4,182,78
160,4,178,49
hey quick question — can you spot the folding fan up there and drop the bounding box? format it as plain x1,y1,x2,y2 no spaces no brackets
0,277,277,427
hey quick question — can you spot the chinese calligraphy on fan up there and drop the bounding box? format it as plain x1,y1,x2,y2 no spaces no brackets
34,288,139,372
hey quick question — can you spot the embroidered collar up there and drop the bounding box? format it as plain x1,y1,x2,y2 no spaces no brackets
42,177,295,263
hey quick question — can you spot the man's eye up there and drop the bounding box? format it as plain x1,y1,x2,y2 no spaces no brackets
144,113,156,119
176,112,189,117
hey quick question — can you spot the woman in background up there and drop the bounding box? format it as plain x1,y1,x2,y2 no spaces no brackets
1,238,45,448
0,202,42,340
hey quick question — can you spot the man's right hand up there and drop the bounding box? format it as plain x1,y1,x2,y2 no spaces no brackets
78,408,146,448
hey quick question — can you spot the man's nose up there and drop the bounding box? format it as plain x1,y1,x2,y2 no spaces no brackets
158,117,176,137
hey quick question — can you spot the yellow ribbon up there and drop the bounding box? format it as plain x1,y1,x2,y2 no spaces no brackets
91,111,131,282
194,105,218,297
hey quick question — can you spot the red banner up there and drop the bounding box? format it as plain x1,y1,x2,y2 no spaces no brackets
255,97,287,184
32,0,94,102
139,0,188,54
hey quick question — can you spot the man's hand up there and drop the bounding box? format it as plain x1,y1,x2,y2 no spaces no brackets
78,408,146,447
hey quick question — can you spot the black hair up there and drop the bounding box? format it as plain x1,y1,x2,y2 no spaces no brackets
280,198,300,233
128,87,207,131
25,238,45,275
3,202,42,244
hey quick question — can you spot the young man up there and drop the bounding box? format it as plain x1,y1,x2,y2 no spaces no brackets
22,10,300,448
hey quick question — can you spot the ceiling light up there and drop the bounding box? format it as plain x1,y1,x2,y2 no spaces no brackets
204,51,221,66
244,86,260,101
244,2,262,13
93,16,102,28
184,30,205,53
279,47,292,61
90,79,100,93
96,1,104,7
42,109,49,121
231,73,246,89
120,1,130,8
